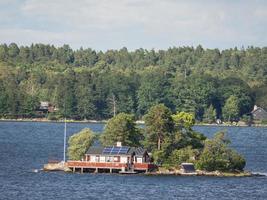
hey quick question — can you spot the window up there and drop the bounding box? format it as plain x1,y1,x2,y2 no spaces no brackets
86,155,90,162
114,156,120,162
137,157,143,163
106,156,114,162
96,155,100,162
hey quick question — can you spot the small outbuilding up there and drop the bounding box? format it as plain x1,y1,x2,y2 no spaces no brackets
180,163,196,173
38,101,58,113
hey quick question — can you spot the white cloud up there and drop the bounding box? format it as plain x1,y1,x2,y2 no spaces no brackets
0,0,266,50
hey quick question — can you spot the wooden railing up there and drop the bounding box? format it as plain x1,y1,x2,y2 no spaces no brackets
67,161,127,169
67,160,157,170
134,163,157,170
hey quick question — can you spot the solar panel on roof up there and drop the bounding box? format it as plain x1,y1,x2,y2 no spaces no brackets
102,146,113,154
118,147,129,154
102,146,130,154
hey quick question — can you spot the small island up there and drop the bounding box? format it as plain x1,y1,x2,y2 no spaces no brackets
44,104,250,177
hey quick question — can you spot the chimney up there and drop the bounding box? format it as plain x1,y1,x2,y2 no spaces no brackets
116,141,122,147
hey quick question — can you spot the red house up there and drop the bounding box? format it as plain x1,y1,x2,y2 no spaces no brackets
67,142,157,173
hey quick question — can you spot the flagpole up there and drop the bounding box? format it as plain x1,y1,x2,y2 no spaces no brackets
63,117,66,163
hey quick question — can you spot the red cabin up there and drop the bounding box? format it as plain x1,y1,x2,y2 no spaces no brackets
67,142,157,173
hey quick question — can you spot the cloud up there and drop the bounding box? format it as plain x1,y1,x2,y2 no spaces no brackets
0,0,266,50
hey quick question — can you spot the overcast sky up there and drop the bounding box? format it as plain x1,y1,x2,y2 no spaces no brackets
0,0,267,50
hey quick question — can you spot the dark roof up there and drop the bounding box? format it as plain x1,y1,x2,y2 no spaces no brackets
86,146,147,156
181,163,195,172
86,147,104,155
130,147,147,156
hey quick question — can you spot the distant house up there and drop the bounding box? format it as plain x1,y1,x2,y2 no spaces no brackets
38,101,57,113
251,105,267,121
67,142,157,173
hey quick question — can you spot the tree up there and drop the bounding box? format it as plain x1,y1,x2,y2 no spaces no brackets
56,69,77,118
222,95,240,122
168,146,199,166
137,68,172,115
0,44,8,61
203,105,216,123
171,75,218,120
172,112,195,130
67,128,96,160
75,72,96,119
20,94,39,117
168,111,206,158
144,104,174,151
100,113,142,146
8,43,20,58
0,43,264,122
196,132,246,171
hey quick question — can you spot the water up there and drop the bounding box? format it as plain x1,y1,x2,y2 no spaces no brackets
0,121,266,200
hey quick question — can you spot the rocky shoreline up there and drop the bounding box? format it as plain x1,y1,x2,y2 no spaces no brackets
146,170,254,177
42,162,263,177
1,118,267,127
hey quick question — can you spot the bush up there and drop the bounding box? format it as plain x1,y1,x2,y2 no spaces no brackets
47,112,61,120
67,128,96,160
152,150,166,166
167,146,198,167
196,132,246,171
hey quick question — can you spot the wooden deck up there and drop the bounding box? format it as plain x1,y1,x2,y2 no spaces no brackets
66,161,157,173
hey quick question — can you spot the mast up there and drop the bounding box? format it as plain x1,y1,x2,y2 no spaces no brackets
63,118,67,163
112,93,116,117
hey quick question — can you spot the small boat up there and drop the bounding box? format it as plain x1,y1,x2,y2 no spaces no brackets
119,170,137,174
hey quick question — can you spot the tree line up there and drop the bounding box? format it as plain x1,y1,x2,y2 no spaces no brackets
0,43,266,122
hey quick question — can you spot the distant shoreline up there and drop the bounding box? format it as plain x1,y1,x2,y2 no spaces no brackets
0,118,267,127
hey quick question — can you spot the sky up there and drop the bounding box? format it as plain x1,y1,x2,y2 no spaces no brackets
0,0,267,51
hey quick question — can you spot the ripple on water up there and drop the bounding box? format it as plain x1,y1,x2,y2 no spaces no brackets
0,122,267,200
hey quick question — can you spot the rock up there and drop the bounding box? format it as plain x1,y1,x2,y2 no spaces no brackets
43,161,70,171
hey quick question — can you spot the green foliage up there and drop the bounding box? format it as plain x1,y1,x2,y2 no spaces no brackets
137,68,171,115
0,43,264,122
100,113,142,146
144,104,174,151
144,104,207,167
168,146,199,166
152,150,166,165
196,132,246,171
172,112,195,130
222,95,240,121
67,128,96,160
203,105,216,123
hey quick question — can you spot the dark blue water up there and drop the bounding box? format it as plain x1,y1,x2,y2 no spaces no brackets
0,122,266,200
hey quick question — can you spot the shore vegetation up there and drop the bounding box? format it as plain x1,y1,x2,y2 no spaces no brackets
0,43,266,124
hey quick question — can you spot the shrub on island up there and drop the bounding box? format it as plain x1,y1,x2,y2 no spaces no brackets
67,128,96,160
196,132,246,172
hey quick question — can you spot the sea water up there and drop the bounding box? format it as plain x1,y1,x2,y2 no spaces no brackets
0,122,266,200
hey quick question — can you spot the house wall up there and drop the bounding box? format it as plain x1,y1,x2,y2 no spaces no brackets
86,154,147,164
90,155,96,162
120,156,128,163
137,157,143,163
100,156,106,162
87,154,130,163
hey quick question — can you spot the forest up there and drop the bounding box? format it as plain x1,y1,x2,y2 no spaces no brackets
0,43,266,122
